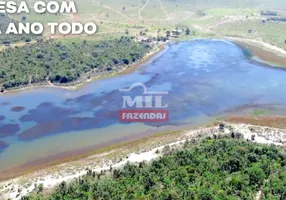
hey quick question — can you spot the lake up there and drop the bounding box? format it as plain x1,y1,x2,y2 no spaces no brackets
1,39,286,174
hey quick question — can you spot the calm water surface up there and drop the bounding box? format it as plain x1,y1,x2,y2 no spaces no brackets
1,39,286,172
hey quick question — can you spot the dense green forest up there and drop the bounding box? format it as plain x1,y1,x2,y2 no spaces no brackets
23,137,286,200
0,37,151,90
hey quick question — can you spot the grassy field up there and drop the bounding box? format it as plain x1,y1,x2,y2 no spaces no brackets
2,0,286,51
162,0,286,10
214,20,286,49
81,0,286,50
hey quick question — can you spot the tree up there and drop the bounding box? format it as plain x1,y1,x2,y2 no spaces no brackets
22,139,286,200
166,31,171,38
246,166,266,187
185,28,191,35
157,29,161,37
0,37,151,90
37,183,43,194
122,58,129,65
125,29,129,35
25,39,31,43
22,16,27,22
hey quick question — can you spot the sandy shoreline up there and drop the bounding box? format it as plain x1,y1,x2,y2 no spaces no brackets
230,37,286,57
0,124,181,182
0,128,186,199
1,121,286,200
227,36,286,67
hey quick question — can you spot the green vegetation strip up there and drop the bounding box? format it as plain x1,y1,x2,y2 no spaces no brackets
0,37,151,90
24,138,286,200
